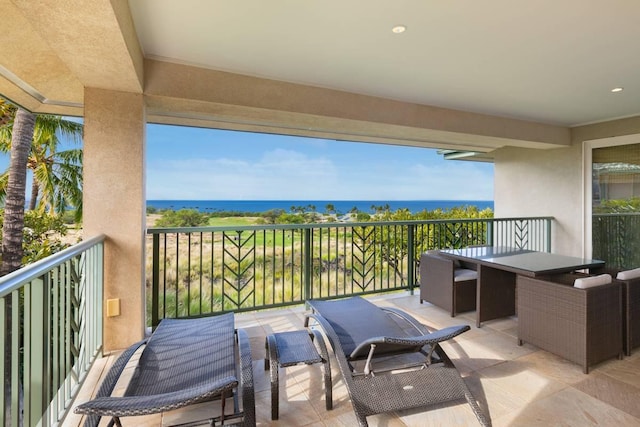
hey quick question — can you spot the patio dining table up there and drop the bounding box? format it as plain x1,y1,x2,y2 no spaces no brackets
438,246,605,327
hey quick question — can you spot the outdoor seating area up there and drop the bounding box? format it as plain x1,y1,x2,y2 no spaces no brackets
422,246,640,374
66,292,640,427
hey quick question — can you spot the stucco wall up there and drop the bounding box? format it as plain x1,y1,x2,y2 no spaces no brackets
83,88,146,351
493,143,584,256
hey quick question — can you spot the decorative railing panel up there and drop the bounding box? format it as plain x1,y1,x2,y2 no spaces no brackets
0,235,104,427
148,217,552,326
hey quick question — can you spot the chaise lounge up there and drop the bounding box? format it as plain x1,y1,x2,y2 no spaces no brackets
74,313,255,426
305,296,490,426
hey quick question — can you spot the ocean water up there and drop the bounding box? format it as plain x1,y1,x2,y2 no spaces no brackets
146,200,494,214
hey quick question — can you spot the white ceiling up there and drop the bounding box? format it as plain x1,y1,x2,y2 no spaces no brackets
128,0,640,127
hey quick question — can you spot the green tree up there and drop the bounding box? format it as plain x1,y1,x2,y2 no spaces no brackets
0,114,83,222
0,107,35,276
155,209,210,227
325,203,336,214
260,208,285,224
276,212,305,224
0,210,69,264
0,107,34,425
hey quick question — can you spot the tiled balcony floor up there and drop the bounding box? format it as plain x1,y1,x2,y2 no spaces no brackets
65,292,640,426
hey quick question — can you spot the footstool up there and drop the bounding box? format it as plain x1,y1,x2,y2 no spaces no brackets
264,329,332,420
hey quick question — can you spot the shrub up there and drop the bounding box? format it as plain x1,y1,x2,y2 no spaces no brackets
0,210,69,265
154,209,210,227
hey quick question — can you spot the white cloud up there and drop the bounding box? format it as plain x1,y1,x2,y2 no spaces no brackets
147,149,341,199
147,147,493,200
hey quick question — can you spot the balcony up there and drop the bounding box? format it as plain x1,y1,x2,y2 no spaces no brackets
3,216,640,426
65,291,640,426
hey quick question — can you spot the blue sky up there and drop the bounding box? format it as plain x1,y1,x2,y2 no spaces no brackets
0,121,494,201
146,124,494,200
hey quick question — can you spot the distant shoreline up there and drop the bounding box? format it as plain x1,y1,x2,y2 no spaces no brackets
146,199,494,215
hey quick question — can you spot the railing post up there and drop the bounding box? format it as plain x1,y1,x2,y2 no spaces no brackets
487,220,494,246
407,224,415,295
152,233,160,328
546,218,552,252
303,228,312,300
25,277,48,426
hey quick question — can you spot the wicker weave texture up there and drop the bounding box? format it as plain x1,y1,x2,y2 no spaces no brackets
611,273,640,356
517,275,623,374
306,297,490,426
419,253,477,316
75,313,256,426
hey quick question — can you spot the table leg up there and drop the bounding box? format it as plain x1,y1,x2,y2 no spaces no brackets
476,264,516,327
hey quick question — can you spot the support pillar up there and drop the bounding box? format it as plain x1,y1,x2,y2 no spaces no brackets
83,88,145,351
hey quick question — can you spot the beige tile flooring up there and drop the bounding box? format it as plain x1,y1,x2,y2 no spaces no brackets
65,292,640,427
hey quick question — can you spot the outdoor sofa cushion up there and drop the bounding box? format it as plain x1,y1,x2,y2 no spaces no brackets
454,268,478,282
617,268,640,280
574,273,612,289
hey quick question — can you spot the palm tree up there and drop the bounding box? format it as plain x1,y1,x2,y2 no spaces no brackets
1,106,35,425
0,114,83,222
0,107,35,276
0,99,16,126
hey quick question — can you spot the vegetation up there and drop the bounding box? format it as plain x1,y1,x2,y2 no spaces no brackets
592,196,640,269
593,197,640,213
153,209,210,227
0,210,70,265
151,203,494,227
1,106,36,275
0,100,83,273
146,204,495,324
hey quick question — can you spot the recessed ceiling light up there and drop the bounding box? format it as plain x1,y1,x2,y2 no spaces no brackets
392,25,407,34
611,87,624,93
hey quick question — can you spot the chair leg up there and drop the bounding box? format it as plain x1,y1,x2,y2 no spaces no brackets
310,329,332,410
266,334,280,420
464,388,491,427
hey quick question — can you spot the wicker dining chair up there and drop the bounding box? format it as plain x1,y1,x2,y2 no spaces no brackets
608,268,640,356
517,273,623,374
419,251,477,316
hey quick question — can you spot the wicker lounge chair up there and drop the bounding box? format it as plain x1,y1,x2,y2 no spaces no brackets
305,296,490,426
517,273,623,373
74,313,255,426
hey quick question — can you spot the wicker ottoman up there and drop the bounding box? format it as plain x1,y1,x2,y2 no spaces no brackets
265,330,332,420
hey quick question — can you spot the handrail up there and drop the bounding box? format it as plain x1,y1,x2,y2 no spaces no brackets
147,217,554,234
0,235,105,426
0,234,106,296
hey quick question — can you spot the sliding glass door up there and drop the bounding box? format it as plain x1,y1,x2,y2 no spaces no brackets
591,142,640,269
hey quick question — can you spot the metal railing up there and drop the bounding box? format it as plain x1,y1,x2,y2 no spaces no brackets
148,217,552,326
0,235,105,427
593,213,640,269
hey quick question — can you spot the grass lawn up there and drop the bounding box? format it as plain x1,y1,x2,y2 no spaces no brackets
207,217,262,227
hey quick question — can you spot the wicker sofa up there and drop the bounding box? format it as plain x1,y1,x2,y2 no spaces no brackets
419,251,477,316
516,273,623,374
